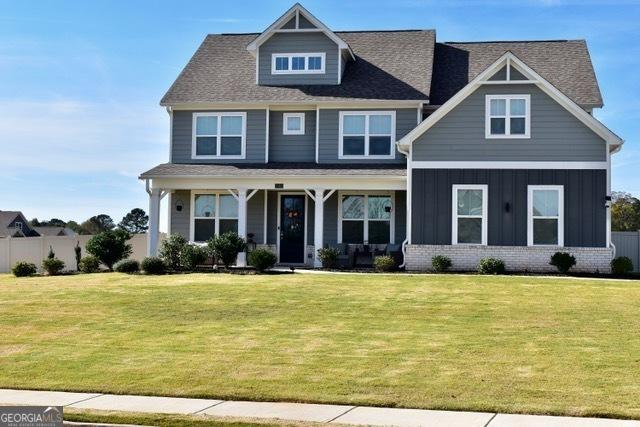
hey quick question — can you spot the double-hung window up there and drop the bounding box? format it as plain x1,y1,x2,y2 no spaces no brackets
339,111,395,159
339,193,393,244
192,112,246,159
283,113,305,135
485,95,530,138
528,185,564,246
452,185,488,245
272,53,325,74
191,192,239,242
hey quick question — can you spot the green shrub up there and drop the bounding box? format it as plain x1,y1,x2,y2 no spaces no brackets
86,229,132,271
477,258,506,275
317,247,340,269
207,232,246,268
180,244,209,271
12,261,37,277
374,255,396,272
74,242,82,271
42,258,65,276
79,255,101,273
248,248,277,273
549,252,576,274
611,256,633,275
114,259,140,274
159,234,187,271
141,256,166,275
432,255,452,272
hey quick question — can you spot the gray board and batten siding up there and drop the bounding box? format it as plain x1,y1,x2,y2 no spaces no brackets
258,32,340,86
411,169,606,247
412,84,606,162
172,110,266,163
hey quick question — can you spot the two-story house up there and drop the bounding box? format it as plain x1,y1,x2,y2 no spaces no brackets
140,3,623,272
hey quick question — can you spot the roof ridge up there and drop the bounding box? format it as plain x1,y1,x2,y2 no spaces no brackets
444,39,583,44
213,29,435,36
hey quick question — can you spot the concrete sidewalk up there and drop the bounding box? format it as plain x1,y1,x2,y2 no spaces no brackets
1,388,638,427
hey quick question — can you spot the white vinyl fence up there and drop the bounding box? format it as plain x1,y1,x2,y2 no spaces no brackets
0,234,151,273
612,231,640,272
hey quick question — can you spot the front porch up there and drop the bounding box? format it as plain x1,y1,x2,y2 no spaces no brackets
140,163,407,268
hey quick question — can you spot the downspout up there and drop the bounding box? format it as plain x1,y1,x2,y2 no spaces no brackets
397,142,411,269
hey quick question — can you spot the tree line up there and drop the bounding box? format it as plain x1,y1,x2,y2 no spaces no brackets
30,208,149,235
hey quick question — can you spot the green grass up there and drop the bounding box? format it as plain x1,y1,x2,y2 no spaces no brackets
1,272,639,419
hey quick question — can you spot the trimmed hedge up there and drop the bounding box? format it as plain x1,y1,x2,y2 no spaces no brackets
432,255,452,272
477,258,506,275
248,249,277,273
114,259,140,274
79,256,101,273
12,261,37,277
141,257,166,275
611,256,633,275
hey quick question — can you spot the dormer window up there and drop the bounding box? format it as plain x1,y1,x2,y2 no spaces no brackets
272,53,325,74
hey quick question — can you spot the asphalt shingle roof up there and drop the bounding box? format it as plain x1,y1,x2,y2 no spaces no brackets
140,163,406,179
430,40,603,107
160,30,435,105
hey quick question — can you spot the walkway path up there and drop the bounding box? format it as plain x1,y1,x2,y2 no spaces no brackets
1,389,638,426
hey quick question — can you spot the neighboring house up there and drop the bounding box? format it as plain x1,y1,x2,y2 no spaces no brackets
140,3,623,272
32,226,77,237
0,211,76,238
0,211,39,237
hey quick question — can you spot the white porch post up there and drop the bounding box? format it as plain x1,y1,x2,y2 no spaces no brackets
147,188,161,256
237,188,248,267
314,188,324,268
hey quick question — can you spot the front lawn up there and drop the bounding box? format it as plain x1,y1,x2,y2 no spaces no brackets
0,272,639,419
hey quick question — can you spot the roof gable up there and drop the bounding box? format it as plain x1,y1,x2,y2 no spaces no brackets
398,52,623,150
246,3,354,60
429,40,603,108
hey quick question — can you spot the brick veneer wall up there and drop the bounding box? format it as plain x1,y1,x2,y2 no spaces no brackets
405,244,613,273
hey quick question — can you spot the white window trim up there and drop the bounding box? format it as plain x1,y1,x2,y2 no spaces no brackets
271,52,326,74
527,185,564,247
338,111,396,160
337,191,395,244
485,94,530,139
191,112,247,160
283,112,305,135
15,221,22,230
189,191,239,242
451,184,488,245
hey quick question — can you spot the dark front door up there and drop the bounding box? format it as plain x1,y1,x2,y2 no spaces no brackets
280,195,305,263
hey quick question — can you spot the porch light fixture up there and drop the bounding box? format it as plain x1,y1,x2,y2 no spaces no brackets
175,200,183,212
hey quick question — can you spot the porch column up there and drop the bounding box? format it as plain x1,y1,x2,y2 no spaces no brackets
313,188,324,268
237,188,248,267
147,188,161,256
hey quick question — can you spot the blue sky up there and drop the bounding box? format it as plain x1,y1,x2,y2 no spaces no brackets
1,0,638,231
